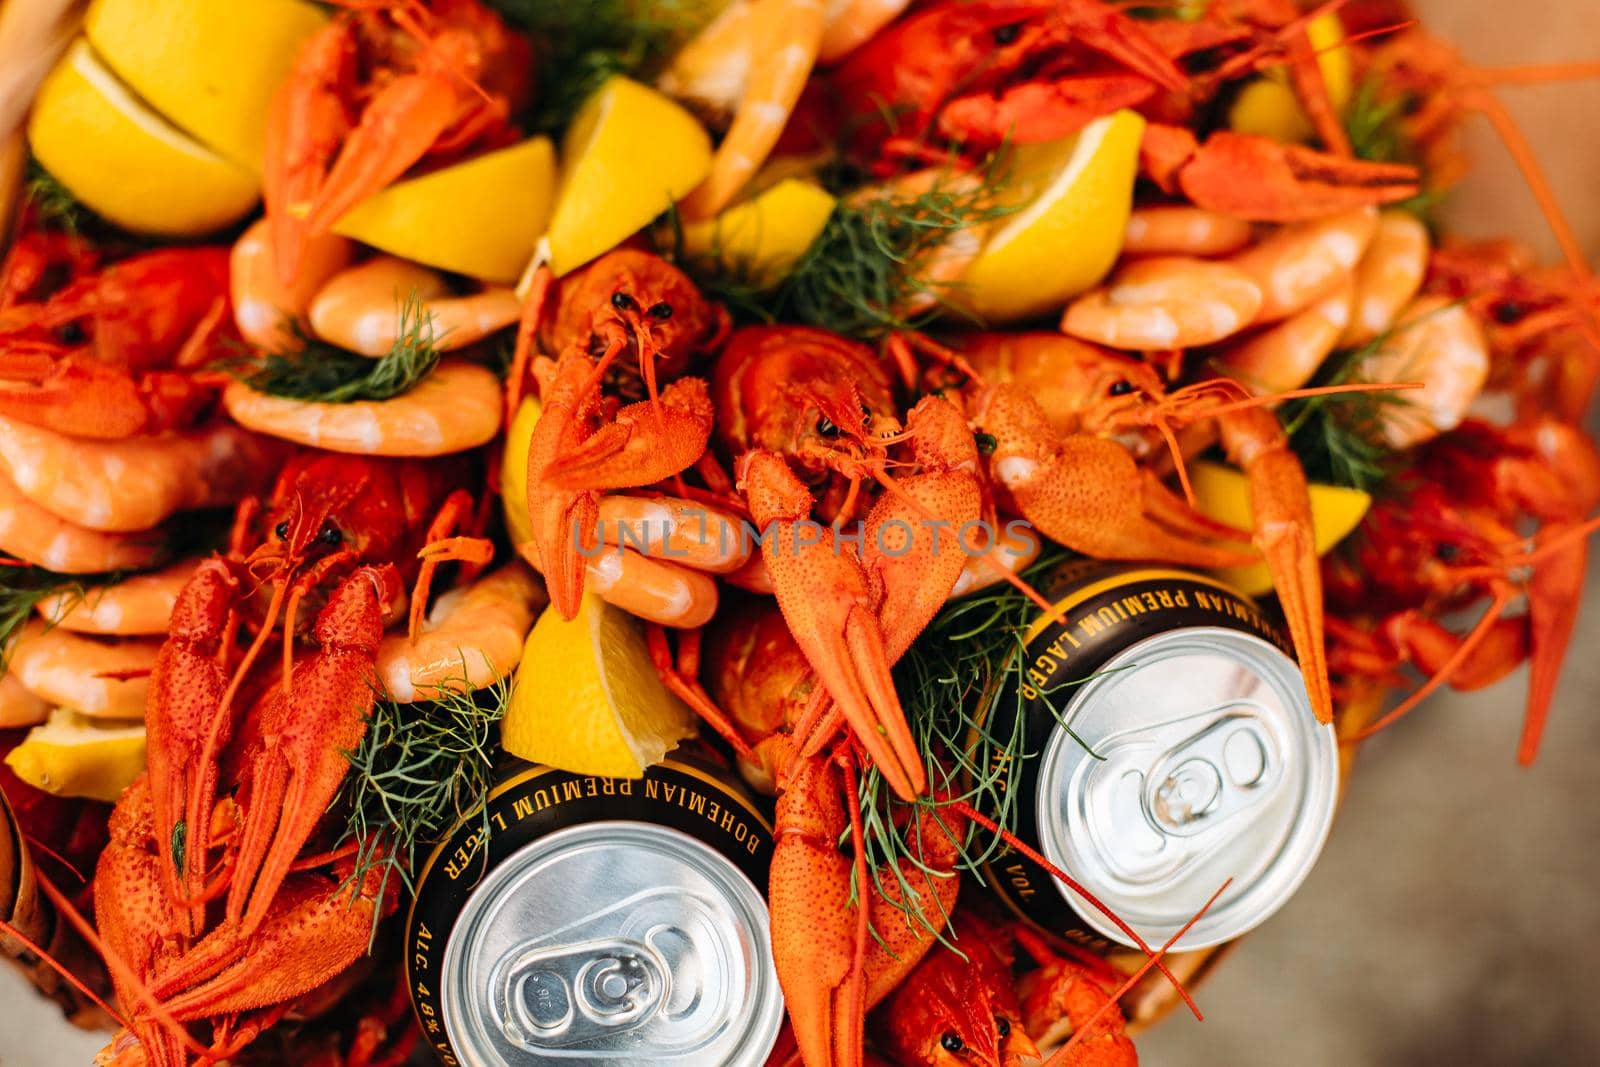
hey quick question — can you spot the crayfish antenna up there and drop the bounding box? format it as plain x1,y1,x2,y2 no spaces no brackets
1350,582,1517,741
947,800,1203,1022
505,260,552,422
30,868,211,1064
1136,378,1424,507
1039,879,1232,1067
0,918,127,1028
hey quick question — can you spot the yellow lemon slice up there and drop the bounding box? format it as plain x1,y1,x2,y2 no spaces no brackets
84,0,326,172
679,177,836,289
1228,12,1353,144
959,109,1145,323
501,395,542,550
501,594,696,777
548,76,711,276
334,138,557,284
1190,459,1371,596
5,708,146,804
27,39,259,237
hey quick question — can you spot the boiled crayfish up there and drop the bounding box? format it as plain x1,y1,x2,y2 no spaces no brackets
86,451,493,1063
0,227,233,439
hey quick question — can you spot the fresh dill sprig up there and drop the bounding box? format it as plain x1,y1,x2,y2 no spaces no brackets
1345,76,1413,166
691,162,1013,340
0,566,117,670
490,0,698,134
23,163,88,235
228,292,441,403
854,550,1085,945
338,672,512,940
1277,333,1416,492
1343,75,1444,222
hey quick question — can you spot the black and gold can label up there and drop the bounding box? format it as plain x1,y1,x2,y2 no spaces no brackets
404,752,774,1066
978,560,1292,949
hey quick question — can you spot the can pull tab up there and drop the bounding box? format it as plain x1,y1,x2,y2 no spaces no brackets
1142,712,1280,838
497,936,670,1049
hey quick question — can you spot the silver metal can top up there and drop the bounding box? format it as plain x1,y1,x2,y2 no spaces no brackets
1035,626,1338,950
441,821,783,1067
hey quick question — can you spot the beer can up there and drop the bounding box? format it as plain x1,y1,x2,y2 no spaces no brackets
405,749,784,1066
980,560,1339,953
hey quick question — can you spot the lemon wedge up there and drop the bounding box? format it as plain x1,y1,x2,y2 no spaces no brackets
679,177,835,289
28,40,259,236
502,595,696,777
1190,459,1371,596
501,396,541,550
959,109,1145,323
1228,12,1353,144
84,0,326,172
333,138,557,283
5,708,146,804
548,76,711,276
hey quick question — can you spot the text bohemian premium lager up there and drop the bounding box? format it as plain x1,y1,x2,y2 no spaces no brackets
405,747,783,1066
980,560,1339,952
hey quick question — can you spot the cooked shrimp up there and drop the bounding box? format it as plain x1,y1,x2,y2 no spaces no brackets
35,558,200,635
1123,206,1254,258
222,359,501,456
1228,207,1376,323
518,540,720,630
668,0,827,219
598,495,750,573
8,621,159,719
588,547,720,629
308,256,522,356
376,562,544,702
1357,295,1489,449
0,672,48,729
0,466,166,573
818,0,912,62
1061,257,1264,349
231,218,354,351
1341,210,1430,347
1220,278,1354,393
0,414,284,533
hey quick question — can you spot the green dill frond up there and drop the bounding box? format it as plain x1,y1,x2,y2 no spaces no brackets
1345,76,1413,166
1277,329,1420,493
23,163,88,235
1343,76,1444,223
491,0,700,134
692,161,1013,340
338,672,513,942
227,292,441,403
853,550,1075,945
0,565,123,670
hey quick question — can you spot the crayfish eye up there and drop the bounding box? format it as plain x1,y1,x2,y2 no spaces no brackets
1492,301,1527,324
318,521,342,546
1435,542,1460,562
647,301,673,320
1108,379,1135,397
995,1016,1011,1038
56,321,86,345
611,291,639,312
941,1032,964,1052
274,521,290,540
992,21,1023,45
817,416,838,436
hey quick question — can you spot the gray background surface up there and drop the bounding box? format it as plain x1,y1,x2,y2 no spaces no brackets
3,1,1599,1064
